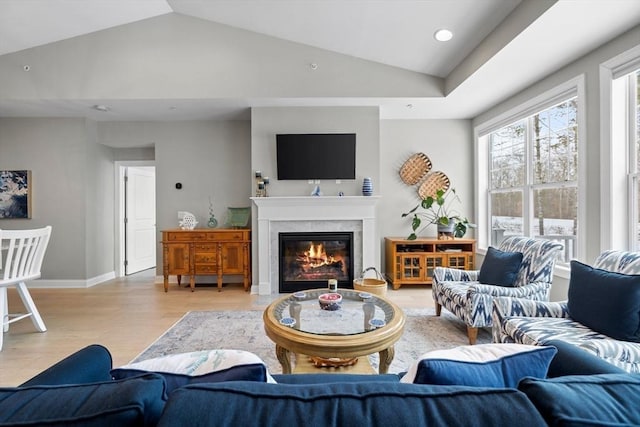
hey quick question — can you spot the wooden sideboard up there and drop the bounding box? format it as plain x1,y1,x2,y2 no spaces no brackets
161,229,251,292
384,237,476,289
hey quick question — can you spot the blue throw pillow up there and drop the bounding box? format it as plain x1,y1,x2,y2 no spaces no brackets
568,260,640,342
0,373,166,427
478,246,523,287
400,344,556,387
519,374,640,426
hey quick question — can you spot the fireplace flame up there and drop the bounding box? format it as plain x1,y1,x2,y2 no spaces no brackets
297,243,342,271
305,244,332,266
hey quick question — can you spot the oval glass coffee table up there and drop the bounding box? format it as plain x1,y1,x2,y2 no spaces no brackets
263,288,405,374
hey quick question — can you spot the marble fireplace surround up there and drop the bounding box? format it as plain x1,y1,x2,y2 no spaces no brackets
251,196,380,295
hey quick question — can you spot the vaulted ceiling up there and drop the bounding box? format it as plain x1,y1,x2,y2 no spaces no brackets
1,0,639,120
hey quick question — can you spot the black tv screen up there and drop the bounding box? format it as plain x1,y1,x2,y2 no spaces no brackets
276,133,356,180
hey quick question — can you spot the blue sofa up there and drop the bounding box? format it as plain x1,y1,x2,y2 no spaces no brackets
0,342,638,427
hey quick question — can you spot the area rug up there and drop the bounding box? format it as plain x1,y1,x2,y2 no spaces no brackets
132,309,491,374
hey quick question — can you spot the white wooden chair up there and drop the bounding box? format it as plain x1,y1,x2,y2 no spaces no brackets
0,226,52,351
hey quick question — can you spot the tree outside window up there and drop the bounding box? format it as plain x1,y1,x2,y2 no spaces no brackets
488,98,578,262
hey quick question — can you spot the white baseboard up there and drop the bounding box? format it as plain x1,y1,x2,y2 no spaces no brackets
29,271,116,288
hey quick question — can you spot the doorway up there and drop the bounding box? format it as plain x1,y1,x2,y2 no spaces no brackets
115,162,156,277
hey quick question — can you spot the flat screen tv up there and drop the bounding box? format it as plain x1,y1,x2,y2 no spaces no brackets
276,133,356,180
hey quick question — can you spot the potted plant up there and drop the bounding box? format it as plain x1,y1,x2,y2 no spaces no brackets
401,188,474,240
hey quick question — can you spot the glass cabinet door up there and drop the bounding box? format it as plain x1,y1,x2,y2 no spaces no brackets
399,254,422,281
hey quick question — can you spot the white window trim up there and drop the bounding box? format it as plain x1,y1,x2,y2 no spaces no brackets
474,75,586,269
600,45,640,251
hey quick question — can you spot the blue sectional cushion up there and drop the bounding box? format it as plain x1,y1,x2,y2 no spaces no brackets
111,349,275,393
0,373,166,427
478,246,523,287
568,260,640,342
157,381,547,427
545,340,627,377
20,344,113,387
400,344,556,387
519,373,640,426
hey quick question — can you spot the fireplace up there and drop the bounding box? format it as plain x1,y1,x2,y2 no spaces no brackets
279,232,354,292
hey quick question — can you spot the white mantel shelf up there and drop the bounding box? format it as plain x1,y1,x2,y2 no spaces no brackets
250,196,381,295
252,195,380,211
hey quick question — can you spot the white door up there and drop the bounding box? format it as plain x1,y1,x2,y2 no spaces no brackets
125,167,156,275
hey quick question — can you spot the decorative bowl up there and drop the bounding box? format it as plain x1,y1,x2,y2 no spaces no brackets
318,293,342,311
279,317,296,327
358,292,372,301
292,292,306,300
368,318,386,329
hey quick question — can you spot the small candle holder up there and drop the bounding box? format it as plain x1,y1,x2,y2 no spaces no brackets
254,171,270,197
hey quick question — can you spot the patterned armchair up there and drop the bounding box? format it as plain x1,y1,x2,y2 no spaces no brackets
432,236,563,344
493,250,640,373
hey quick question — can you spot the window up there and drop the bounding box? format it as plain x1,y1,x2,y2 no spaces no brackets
488,98,578,262
631,70,640,250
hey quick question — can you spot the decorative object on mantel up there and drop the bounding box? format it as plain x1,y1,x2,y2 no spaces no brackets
401,188,474,240
207,197,218,228
179,212,198,230
362,177,373,196
0,170,31,219
254,171,270,197
399,152,432,185
310,185,322,196
226,207,250,228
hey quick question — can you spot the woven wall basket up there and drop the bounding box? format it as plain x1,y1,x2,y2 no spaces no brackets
417,171,450,199
399,152,432,185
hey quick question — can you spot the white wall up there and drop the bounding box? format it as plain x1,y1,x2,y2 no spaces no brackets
98,120,251,272
250,107,380,197
84,120,116,278
0,118,114,282
379,119,474,267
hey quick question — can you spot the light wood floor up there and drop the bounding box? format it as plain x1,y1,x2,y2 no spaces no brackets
0,271,434,386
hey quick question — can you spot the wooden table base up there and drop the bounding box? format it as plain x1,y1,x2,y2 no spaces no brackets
293,354,376,375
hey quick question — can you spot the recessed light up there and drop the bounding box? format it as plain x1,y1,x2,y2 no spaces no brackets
92,104,110,112
434,29,453,42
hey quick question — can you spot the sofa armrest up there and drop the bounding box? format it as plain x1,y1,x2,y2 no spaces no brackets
493,297,569,319
469,282,551,299
433,267,479,283
492,298,570,343
19,344,113,387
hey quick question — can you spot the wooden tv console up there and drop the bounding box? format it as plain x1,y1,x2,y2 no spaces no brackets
384,237,476,289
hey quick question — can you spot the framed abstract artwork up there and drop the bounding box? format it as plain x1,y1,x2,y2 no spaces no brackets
0,170,32,219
